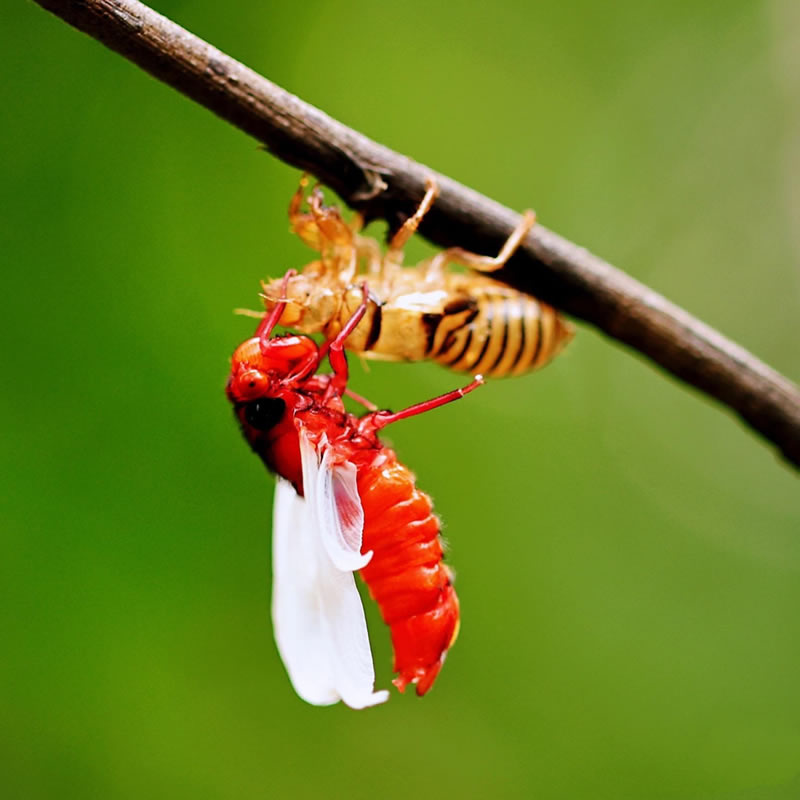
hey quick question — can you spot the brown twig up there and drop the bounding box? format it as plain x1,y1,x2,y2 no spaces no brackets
32,0,800,469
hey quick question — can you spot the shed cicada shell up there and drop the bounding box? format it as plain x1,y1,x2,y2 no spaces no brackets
259,178,573,379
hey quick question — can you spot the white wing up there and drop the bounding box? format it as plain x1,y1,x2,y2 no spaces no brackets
270,431,389,709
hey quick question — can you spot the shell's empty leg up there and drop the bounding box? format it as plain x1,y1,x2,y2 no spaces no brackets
356,235,384,278
288,175,355,255
386,177,440,262
427,210,536,277
307,185,354,248
348,210,365,236
288,173,310,223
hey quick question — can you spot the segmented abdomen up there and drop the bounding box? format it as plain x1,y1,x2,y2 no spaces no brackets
327,278,574,378
428,284,573,378
356,448,459,695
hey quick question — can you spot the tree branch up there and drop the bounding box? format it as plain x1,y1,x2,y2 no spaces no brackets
33,0,800,470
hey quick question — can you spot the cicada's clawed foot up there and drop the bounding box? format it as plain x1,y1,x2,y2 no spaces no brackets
386,176,440,262
427,210,537,277
288,174,356,254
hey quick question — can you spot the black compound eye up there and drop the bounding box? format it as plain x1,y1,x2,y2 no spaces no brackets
243,397,286,431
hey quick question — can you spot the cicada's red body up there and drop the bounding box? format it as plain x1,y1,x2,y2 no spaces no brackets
357,452,459,695
226,274,480,708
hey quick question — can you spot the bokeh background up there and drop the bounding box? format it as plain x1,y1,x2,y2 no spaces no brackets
4,1,800,797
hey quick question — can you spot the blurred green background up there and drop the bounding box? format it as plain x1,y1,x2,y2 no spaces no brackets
4,0,800,797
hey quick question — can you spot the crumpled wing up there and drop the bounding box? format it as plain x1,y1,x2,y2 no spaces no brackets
270,431,388,709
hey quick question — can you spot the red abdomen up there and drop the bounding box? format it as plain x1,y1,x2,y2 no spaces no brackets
356,449,459,695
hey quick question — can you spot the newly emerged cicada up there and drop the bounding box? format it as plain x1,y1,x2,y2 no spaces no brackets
258,177,574,378
228,275,481,707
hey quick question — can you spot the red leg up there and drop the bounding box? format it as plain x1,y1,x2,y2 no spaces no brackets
257,269,297,354
259,269,320,384
368,374,484,432
323,283,371,397
344,387,379,412
284,346,325,385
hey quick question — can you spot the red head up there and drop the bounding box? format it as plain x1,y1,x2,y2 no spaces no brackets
227,271,322,437
227,334,319,405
